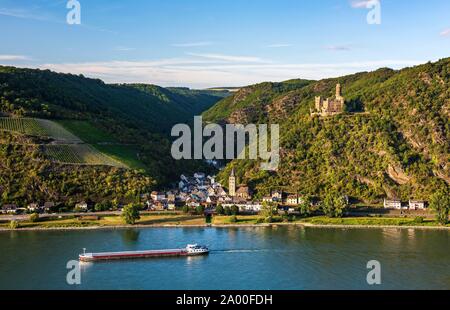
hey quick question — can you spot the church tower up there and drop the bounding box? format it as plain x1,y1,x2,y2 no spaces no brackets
229,168,236,197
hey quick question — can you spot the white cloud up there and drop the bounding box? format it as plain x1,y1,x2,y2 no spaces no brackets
440,28,450,36
114,46,136,51
32,58,423,89
325,45,352,51
172,42,213,47
0,55,30,61
0,7,54,22
350,0,379,9
266,44,293,48
0,6,116,34
187,53,268,63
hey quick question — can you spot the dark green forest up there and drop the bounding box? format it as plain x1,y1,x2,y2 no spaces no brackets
0,66,225,206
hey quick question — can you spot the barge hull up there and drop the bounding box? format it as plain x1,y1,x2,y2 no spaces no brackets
79,249,206,262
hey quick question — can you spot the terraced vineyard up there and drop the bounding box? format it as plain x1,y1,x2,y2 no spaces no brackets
0,117,128,168
44,144,127,168
0,117,81,142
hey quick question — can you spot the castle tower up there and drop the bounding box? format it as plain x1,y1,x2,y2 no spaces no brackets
229,168,236,197
336,83,342,99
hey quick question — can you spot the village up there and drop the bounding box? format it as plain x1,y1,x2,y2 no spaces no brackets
0,168,429,217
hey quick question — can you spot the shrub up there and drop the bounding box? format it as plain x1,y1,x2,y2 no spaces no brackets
414,216,424,224
29,213,39,223
256,218,265,224
224,207,232,216
231,205,239,215
264,216,273,223
229,215,238,223
9,220,19,229
182,205,190,214
196,205,205,215
216,204,224,215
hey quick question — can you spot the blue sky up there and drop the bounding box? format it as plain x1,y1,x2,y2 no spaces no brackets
0,0,449,88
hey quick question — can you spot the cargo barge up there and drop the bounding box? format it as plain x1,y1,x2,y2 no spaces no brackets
79,244,209,262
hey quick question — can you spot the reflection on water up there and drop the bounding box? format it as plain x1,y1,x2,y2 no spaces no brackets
122,229,140,243
0,227,448,290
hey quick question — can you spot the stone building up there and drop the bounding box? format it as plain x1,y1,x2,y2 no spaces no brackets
312,84,345,116
235,186,251,200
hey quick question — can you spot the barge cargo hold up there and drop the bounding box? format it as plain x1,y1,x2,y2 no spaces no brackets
79,244,209,262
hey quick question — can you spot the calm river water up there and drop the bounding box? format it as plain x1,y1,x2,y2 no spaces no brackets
0,226,448,290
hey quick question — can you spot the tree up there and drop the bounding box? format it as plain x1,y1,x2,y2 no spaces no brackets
260,202,277,219
216,204,224,215
430,190,450,225
333,195,348,218
94,203,105,212
231,205,239,215
182,205,190,214
322,191,348,218
121,204,140,225
196,205,205,215
298,195,313,217
224,206,232,216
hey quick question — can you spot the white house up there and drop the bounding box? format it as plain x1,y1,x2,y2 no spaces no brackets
75,202,88,211
384,199,402,209
207,175,215,185
244,203,262,213
27,203,40,213
186,198,200,208
409,200,427,210
207,187,216,196
286,195,299,206
272,190,283,201
262,196,274,203
1,204,18,214
221,203,262,213
194,172,206,179
167,202,176,211
179,180,187,191
151,191,165,201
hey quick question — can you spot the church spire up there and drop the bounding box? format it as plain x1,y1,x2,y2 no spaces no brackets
229,168,236,197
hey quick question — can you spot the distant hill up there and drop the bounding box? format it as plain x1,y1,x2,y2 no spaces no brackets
0,66,226,133
204,58,450,203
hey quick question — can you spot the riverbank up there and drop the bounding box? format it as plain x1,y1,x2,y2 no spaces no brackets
0,214,449,231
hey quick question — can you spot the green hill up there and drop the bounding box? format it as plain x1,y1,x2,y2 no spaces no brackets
0,66,224,207
204,58,450,203
0,66,228,133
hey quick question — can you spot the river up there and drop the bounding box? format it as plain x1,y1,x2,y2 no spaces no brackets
0,226,448,289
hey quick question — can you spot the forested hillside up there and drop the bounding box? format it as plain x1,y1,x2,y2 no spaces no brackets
205,58,450,203
0,66,227,133
0,66,225,206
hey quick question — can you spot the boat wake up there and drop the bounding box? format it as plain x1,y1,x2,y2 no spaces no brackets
212,249,270,253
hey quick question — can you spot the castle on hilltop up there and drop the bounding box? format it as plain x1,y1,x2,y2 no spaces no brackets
311,84,345,116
